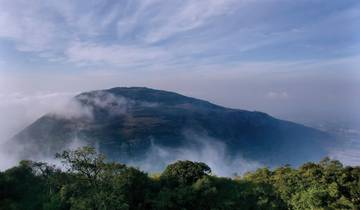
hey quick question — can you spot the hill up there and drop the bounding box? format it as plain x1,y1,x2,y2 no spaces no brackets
10,87,334,166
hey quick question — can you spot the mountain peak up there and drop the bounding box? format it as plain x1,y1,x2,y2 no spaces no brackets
76,86,224,110
11,87,333,167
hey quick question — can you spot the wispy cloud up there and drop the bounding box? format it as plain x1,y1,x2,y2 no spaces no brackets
0,0,358,69
0,0,60,52
122,0,238,43
0,0,359,170
65,41,172,67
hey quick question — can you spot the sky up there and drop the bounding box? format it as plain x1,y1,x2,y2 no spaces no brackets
0,0,360,140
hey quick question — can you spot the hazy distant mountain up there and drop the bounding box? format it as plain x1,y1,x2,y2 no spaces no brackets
10,87,334,166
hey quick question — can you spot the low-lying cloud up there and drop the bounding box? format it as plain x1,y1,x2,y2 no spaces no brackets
0,91,85,169
329,135,360,166
0,91,261,176
128,132,262,177
0,92,77,140
1,88,358,175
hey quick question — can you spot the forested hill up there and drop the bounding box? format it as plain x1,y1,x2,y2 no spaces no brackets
1,147,359,210
11,87,334,166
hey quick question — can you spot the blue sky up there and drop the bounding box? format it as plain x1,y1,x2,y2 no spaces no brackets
0,0,359,127
0,0,359,70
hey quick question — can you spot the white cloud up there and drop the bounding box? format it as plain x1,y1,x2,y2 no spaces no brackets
135,0,238,43
77,91,129,116
129,132,262,176
329,137,360,166
0,90,96,170
0,91,78,141
0,0,358,68
0,0,125,52
0,0,63,52
65,41,172,67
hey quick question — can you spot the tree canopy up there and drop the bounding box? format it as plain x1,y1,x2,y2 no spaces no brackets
0,147,359,210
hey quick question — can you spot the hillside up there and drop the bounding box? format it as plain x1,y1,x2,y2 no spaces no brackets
10,87,334,166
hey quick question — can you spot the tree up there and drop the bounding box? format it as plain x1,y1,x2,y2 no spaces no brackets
0,161,49,210
56,146,129,210
56,146,108,182
160,160,211,186
1,147,359,210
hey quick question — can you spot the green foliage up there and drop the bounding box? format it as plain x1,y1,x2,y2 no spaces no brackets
0,160,51,210
243,157,359,210
1,148,359,210
160,160,211,185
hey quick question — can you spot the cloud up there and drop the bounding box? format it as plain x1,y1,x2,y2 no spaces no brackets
329,136,360,166
128,132,262,177
0,0,359,170
0,91,89,170
65,41,172,67
77,91,130,116
0,92,77,140
266,91,289,100
124,0,238,43
0,0,64,52
0,90,261,176
0,0,358,68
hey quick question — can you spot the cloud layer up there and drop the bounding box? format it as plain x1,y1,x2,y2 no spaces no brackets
0,0,359,169
0,91,262,176
0,0,359,69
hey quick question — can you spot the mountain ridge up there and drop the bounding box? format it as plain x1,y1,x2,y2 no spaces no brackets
10,87,334,166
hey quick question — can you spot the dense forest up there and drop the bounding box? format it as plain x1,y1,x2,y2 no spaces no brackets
0,147,359,210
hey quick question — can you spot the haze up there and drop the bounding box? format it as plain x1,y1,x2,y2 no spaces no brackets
0,0,360,167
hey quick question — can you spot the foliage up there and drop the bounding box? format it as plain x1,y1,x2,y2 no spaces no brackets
0,147,359,210
160,160,211,186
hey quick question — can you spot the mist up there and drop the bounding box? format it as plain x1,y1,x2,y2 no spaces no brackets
1,80,360,172
0,92,88,169
0,0,359,175
0,90,263,176
127,133,262,177
0,92,77,140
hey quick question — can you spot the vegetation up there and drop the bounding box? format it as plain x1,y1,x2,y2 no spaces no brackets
0,147,359,210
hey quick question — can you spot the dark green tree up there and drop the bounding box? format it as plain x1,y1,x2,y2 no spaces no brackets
160,160,211,186
1,147,359,210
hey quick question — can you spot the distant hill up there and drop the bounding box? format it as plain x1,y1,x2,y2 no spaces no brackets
10,87,335,166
